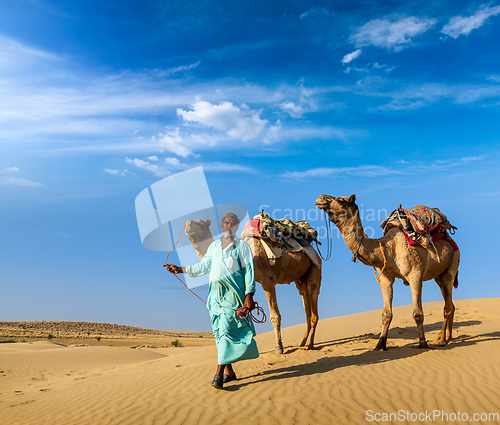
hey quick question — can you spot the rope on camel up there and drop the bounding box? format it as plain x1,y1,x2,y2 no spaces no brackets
373,239,387,283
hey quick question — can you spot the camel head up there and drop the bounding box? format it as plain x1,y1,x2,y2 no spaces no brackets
315,194,358,227
185,219,212,244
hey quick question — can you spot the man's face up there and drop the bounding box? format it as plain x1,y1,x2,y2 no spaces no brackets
221,216,239,236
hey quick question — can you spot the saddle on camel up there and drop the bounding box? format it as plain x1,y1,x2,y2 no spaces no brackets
241,211,321,269
380,205,458,260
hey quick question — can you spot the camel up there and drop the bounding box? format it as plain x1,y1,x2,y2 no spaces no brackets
315,194,460,350
184,218,322,354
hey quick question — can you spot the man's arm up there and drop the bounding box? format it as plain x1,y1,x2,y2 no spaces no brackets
166,243,213,277
240,241,256,310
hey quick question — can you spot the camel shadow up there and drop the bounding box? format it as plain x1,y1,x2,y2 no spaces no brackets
223,328,500,391
293,320,481,352
388,319,482,340
434,330,500,350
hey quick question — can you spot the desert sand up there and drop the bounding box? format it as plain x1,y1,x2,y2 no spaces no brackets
1,298,499,425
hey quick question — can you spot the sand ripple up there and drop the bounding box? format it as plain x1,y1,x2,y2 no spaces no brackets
0,298,499,425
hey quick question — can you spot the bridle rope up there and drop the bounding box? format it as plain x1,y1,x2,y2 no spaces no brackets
315,210,333,261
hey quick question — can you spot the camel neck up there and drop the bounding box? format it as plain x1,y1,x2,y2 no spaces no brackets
337,211,385,268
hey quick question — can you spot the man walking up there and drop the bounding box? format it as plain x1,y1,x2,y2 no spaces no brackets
166,212,259,389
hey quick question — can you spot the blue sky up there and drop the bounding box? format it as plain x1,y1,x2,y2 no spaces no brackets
1,0,499,333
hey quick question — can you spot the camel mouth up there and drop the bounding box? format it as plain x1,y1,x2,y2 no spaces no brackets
315,200,328,209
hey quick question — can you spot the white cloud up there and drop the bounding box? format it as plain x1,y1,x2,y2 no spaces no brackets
282,165,404,180
280,101,304,118
125,158,170,177
2,177,45,188
278,124,362,143
372,63,395,73
156,128,195,158
177,100,271,141
281,156,485,180
300,6,329,20
0,35,345,156
164,157,183,167
0,34,60,70
342,49,362,64
486,75,500,82
351,16,436,51
104,168,121,175
370,82,500,111
6,166,20,172
125,156,257,176
104,168,127,176
152,61,201,77
197,162,257,174
409,156,485,171
147,155,159,161
441,4,500,38
276,79,318,118
344,67,369,74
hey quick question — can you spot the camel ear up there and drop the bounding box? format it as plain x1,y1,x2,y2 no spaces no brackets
349,194,356,205
205,219,211,227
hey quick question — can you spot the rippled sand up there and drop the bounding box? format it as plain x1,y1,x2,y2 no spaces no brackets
1,298,499,425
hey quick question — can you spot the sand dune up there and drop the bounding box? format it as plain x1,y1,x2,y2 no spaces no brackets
1,298,499,425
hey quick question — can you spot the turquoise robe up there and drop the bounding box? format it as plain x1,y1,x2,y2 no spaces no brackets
185,237,259,365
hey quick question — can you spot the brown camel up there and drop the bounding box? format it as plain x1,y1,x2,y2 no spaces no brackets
315,194,460,350
185,218,322,354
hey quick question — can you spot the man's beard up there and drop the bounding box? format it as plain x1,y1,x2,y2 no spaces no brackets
223,228,234,238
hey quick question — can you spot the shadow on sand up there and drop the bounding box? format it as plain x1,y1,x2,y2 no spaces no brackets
223,323,500,391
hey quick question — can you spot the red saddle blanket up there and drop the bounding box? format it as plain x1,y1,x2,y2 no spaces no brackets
241,217,263,236
400,229,458,251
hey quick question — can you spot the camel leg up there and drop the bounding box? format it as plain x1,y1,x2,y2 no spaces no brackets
374,275,394,351
305,265,321,350
435,281,455,345
262,285,283,354
409,277,428,349
295,278,312,348
435,251,459,344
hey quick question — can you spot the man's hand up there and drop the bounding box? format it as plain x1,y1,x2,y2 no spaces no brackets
165,264,184,274
244,293,255,311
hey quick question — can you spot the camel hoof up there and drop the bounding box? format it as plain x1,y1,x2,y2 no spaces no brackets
418,341,429,349
435,339,447,347
275,345,283,355
373,342,387,351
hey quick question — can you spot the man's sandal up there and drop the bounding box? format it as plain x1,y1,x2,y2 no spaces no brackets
211,375,224,389
223,372,237,384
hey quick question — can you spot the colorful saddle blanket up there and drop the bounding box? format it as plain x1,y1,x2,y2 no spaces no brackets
241,213,319,248
401,230,459,251
381,205,457,249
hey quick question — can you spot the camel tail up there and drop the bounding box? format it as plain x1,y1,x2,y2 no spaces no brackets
454,271,459,289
